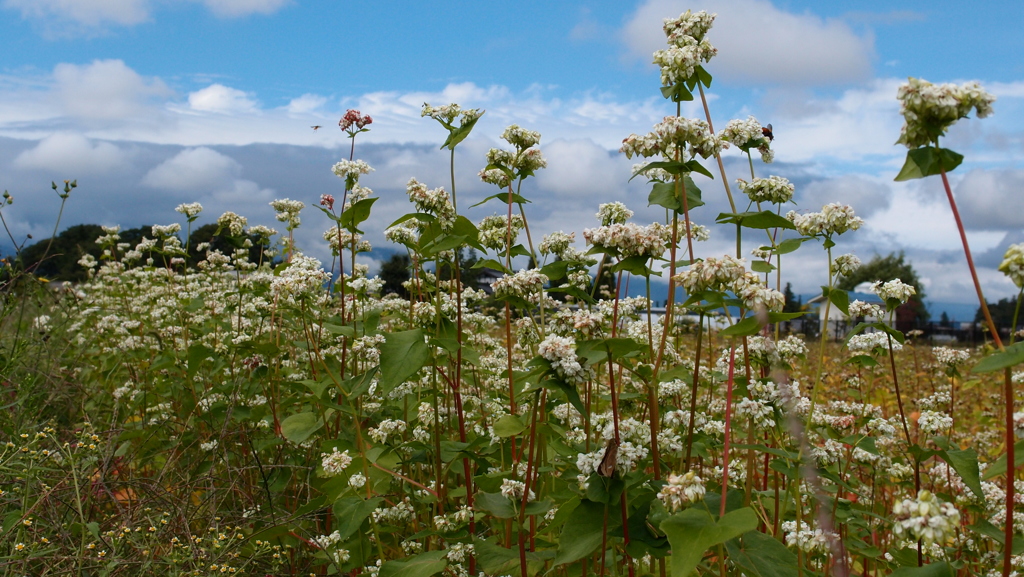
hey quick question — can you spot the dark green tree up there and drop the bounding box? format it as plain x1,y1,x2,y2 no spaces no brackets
18,224,105,282
186,223,270,268
783,282,802,313
939,311,951,328
437,248,481,290
976,296,1020,332
836,251,929,326
379,253,411,298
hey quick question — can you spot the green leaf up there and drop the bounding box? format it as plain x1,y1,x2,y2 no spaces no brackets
475,491,516,519
474,539,552,576
766,311,807,322
280,412,323,444
611,255,657,277
378,550,448,577
660,83,695,102
845,354,880,368
339,197,378,232
186,344,214,379
378,329,430,395
648,179,705,213
942,448,984,500
821,286,850,316
554,499,616,565
972,341,1024,373
660,507,759,577
719,316,764,337
695,65,712,88
982,439,1024,480
471,258,511,274
889,562,955,577
684,159,714,180
715,210,795,230
751,260,775,273
894,146,964,181
774,237,808,255
332,497,383,541
725,530,799,577
441,114,482,151
492,414,526,438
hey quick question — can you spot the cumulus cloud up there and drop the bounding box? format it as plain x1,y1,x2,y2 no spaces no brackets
535,139,632,198
795,175,892,218
142,147,241,191
53,59,172,121
188,84,259,114
954,168,1024,231
286,94,327,115
14,133,129,174
621,0,874,86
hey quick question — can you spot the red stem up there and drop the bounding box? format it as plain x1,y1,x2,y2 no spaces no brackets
720,346,737,518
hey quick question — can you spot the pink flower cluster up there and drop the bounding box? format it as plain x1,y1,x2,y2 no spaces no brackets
339,109,372,132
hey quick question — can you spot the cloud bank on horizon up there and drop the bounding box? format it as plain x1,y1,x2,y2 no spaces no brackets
0,0,1022,309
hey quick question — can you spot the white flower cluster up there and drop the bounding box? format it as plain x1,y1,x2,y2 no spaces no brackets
891,490,961,547
656,471,706,512
786,204,864,237
674,255,784,312
653,11,717,88
596,202,634,226
405,178,455,229
999,243,1024,288
331,159,374,180
874,278,916,305
737,176,793,204
896,77,995,149
490,269,548,301
621,116,724,160
583,222,670,259
320,447,353,476
781,519,835,554
848,300,882,319
216,211,248,236
539,231,575,258
174,202,203,218
312,531,351,565
719,116,773,163
933,346,970,368
500,478,535,502
421,102,483,125
776,335,808,362
501,124,541,150
848,332,902,354
270,254,329,300
369,419,407,444
270,198,305,229
478,214,525,251
538,334,594,385
917,411,953,435
832,253,861,278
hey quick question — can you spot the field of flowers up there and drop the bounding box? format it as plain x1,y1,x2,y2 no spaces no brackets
3,9,1024,577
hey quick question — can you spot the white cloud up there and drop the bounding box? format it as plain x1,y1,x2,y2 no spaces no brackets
796,175,892,218
188,84,259,114
53,59,172,121
954,168,1024,231
194,0,291,18
535,139,632,198
3,0,150,27
142,147,241,191
13,133,129,174
622,0,874,86
286,94,327,115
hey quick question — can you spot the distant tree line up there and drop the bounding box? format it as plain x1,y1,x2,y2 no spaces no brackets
8,223,271,282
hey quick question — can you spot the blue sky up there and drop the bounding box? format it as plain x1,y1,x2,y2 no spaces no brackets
1,0,1022,318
